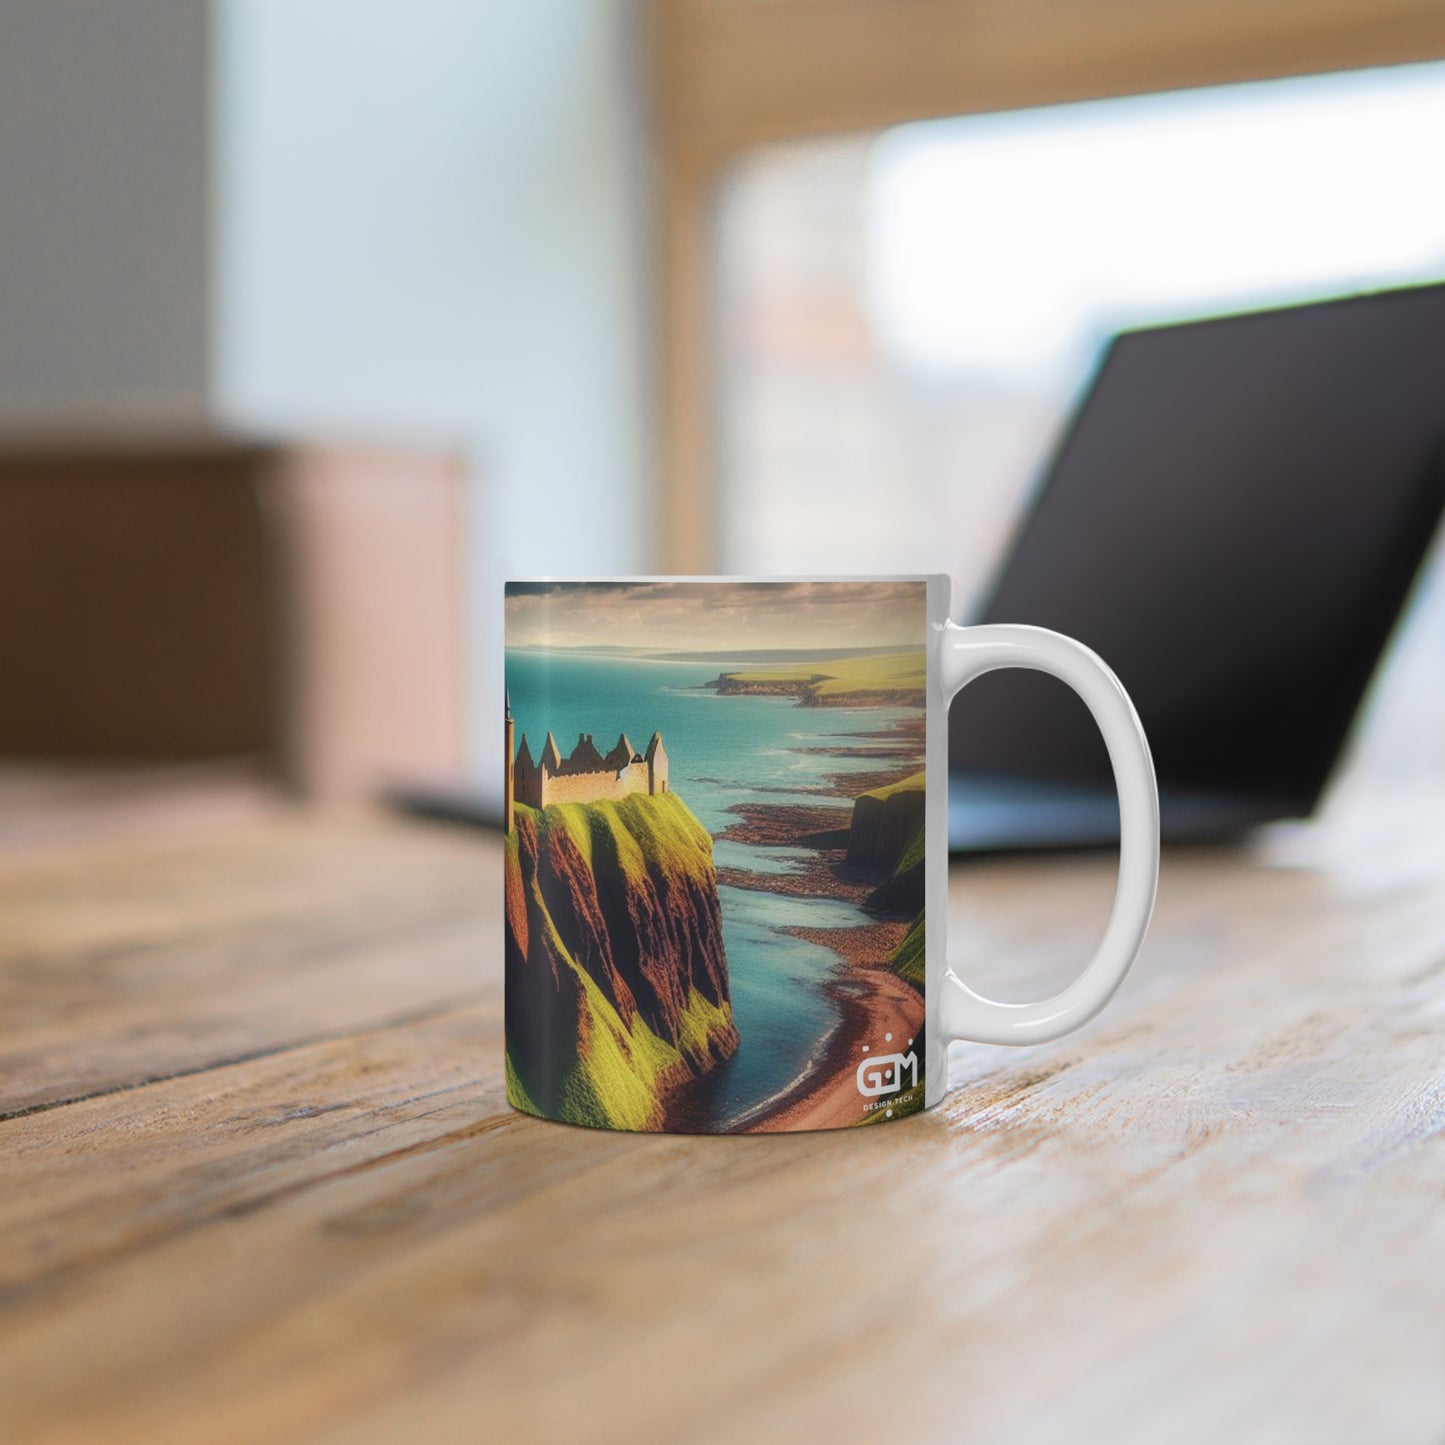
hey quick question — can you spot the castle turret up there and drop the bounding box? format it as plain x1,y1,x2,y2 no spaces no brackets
504,688,515,832
570,733,606,772
604,733,635,772
513,733,541,808
645,731,668,795
513,725,668,809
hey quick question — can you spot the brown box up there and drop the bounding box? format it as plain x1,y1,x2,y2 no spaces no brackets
0,434,466,801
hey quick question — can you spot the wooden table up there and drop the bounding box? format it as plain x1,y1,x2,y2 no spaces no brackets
1,789,1441,1444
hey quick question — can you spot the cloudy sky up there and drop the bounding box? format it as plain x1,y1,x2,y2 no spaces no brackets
505,581,927,652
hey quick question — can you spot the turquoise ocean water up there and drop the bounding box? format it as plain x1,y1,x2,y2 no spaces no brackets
505,649,921,1127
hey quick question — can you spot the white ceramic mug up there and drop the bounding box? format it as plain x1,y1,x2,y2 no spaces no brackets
504,577,1158,1132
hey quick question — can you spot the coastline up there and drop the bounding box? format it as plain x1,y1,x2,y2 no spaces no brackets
701,674,926,711
713,704,927,1131
713,711,923,905
746,937,922,1132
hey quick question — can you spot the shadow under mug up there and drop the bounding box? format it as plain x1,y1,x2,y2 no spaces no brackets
503,576,1158,1133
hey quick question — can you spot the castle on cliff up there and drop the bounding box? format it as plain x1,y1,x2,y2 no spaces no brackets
505,691,668,831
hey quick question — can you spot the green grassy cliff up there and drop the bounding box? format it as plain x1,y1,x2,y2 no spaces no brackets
505,791,738,1131
888,913,926,992
849,771,927,918
848,772,926,996
708,650,926,707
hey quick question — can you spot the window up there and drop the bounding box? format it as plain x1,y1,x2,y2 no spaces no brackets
715,62,1445,621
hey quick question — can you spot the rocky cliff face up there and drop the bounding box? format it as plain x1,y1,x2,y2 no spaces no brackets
848,773,926,915
706,673,925,709
706,673,826,698
847,774,925,870
505,791,738,1131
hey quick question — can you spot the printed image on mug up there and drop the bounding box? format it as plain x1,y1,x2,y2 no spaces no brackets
504,580,929,1133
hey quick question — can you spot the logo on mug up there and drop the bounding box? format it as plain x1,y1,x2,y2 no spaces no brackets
856,1050,918,1098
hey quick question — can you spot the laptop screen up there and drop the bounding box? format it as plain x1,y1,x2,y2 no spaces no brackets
950,282,1445,814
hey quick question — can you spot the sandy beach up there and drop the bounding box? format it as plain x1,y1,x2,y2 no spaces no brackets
747,918,924,1132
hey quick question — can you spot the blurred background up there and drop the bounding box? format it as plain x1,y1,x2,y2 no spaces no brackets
2,0,1444,837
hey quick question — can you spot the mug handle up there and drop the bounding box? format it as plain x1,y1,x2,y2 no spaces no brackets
936,622,1160,1047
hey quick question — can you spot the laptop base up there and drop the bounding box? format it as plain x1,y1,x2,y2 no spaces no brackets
947,773,1279,853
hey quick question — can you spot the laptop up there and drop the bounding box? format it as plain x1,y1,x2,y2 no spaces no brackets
948,281,1445,852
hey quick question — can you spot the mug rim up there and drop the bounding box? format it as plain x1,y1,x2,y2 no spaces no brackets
505,573,949,586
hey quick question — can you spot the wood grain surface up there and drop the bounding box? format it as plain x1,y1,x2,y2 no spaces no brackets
0,793,1441,1444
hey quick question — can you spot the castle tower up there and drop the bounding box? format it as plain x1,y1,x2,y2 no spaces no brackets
504,688,515,833
645,731,668,795
514,734,539,808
